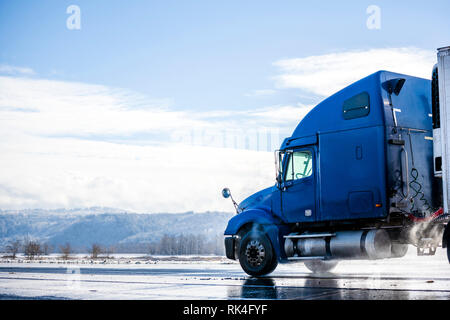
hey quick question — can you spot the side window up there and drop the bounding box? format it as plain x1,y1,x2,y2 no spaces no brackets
343,92,370,120
285,150,313,181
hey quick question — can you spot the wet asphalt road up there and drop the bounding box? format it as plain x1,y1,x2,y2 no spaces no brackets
0,249,449,300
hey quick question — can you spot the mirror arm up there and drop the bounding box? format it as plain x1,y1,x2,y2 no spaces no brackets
230,195,240,214
222,187,241,214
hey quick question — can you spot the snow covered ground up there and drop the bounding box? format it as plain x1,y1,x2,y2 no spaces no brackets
0,253,228,264
0,248,449,300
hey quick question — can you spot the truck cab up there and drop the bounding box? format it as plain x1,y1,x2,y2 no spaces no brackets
223,63,450,276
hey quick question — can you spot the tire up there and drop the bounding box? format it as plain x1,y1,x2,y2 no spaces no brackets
304,260,338,273
444,224,450,264
447,244,450,264
391,243,409,258
447,233,450,264
238,230,278,277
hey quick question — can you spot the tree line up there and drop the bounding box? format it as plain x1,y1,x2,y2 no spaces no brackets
3,233,224,259
146,234,224,256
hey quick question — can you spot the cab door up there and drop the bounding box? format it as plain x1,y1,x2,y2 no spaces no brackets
281,147,316,223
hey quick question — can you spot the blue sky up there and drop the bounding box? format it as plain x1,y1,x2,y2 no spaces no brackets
0,1,449,212
1,1,449,110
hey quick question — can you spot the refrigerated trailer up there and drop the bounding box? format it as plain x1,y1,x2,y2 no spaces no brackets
434,47,450,213
222,46,450,276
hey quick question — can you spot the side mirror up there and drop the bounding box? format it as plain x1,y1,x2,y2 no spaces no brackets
274,150,283,188
222,188,231,199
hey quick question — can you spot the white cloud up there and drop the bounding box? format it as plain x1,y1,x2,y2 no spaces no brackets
0,64,35,76
246,104,313,123
0,76,201,137
0,75,290,213
0,136,276,213
273,47,436,96
244,89,277,97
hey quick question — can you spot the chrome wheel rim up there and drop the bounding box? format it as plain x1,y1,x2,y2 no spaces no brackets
245,239,266,267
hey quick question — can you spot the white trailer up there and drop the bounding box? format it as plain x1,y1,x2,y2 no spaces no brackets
433,46,450,214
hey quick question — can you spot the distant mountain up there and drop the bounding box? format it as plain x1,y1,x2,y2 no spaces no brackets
0,207,130,216
0,209,234,252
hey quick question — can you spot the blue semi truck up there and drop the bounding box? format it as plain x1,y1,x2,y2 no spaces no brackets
222,47,450,276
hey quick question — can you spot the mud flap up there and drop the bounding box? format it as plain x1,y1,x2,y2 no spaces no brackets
224,236,235,260
262,225,283,261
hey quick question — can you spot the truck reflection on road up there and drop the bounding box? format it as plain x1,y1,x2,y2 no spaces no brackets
228,278,277,299
227,276,412,300
227,277,342,299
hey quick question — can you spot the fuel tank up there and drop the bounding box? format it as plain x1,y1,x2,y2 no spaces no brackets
284,229,392,260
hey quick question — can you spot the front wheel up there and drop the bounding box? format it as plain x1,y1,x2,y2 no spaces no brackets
304,260,338,273
238,230,278,277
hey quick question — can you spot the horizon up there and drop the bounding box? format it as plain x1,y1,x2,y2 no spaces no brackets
0,207,235,215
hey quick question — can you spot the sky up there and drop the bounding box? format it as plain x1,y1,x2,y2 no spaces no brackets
0,0,449,213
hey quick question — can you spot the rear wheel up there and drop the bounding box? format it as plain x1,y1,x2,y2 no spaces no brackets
391,243,409,258
447,244,450,264
238,230,278,276
447,233,450,264
304,260,338,273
